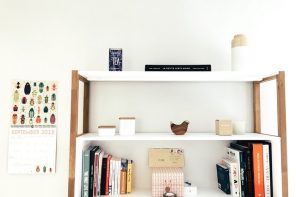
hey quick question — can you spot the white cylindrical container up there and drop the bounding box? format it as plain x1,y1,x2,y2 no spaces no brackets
233,120,246,134
231,34,249,71
119,117,136,135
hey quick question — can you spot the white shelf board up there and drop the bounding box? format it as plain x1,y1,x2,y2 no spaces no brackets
99,188,231,197
77,132,280,141
78,71,277,82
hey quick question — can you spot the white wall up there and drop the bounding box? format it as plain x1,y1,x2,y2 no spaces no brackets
0,0,295,196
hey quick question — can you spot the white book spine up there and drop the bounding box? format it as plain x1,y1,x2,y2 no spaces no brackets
222,158,239,197
227,148,242,197
112,159,115,195
263,144,271,197
115,159,118,195
108,158,112,194
117,159,121,195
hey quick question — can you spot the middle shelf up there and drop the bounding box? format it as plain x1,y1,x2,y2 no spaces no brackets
77,132,280,141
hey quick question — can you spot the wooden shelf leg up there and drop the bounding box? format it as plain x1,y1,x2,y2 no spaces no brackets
68,70,79,197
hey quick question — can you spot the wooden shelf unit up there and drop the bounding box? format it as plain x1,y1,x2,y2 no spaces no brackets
68,71,288,197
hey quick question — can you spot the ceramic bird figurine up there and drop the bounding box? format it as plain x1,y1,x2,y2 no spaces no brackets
170,120,190,135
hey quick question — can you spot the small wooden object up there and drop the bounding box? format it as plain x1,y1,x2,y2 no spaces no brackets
215,120,233,135
170,120,189,135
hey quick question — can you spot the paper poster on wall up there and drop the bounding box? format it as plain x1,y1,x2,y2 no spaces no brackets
8,81,57,174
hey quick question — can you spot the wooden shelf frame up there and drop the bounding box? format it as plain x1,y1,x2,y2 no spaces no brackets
68,70,288,197
253,71,288,197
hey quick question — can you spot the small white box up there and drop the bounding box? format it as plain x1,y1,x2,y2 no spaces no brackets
119,117,135,135
98,125,116,136
184,185,197,196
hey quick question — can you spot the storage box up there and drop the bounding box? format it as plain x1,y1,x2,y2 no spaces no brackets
97,125,116,136
215,120,233,135
149,148,184,168
119,117,135,135
184,185,198,196
152,168,184,197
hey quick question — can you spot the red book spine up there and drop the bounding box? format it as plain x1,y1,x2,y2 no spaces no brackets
252,144,265,197
105,155,112,195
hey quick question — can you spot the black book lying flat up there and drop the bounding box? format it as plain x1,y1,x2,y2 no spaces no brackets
145,64,211,71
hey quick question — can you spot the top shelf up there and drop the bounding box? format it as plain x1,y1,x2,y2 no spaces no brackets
78,71,277,82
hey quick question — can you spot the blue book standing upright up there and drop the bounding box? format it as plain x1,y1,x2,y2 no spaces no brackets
109,48,122,71
216,163,231,194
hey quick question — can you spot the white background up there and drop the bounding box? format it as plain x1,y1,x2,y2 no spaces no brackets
0,0,295,196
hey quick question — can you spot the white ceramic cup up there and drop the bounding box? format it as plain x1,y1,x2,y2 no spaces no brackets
233,120,246,134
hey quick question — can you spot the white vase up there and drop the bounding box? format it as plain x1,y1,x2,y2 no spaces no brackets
231,34,249,71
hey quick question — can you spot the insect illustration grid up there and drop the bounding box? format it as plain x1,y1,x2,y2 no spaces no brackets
8,81,58,174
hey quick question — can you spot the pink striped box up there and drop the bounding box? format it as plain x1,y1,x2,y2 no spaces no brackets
152,168,184,197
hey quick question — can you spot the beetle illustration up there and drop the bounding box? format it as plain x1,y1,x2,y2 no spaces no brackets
32,89,38,97
45,95,49,103
24,82,31,95
50,102,55,111
13,90,19,103
50,114,55,124
13,105,18,112
30,98,34,106
22,97,27,104
16,82,20,89
21,114,25,124
36,115,41,124
38,95,42,104
44,106,48,113
29,108,34,119
51,93,56,101
12,114,17,124
52,83,56,91
39,82,44,93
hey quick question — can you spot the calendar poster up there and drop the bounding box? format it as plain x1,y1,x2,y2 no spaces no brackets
8,81,57,174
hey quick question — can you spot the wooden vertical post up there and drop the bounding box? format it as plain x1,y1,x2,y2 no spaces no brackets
68,70,79,197
253,81,261,133
277,71,288,197
83,80,90,134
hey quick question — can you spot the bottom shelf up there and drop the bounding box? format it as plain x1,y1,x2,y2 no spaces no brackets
100,188,229,197
75,139,282,197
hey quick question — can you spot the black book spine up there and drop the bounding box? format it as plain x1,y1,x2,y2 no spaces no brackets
100,158,108,195
230,142,254,197
238,150,246,197
89,146,100,197
266,142,273,197
145,65,211,71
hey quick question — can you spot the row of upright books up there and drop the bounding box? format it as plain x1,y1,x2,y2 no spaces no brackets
216,141,273,197
82,145,133,197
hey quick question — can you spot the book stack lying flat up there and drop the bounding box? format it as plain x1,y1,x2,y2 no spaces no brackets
145,64,211,71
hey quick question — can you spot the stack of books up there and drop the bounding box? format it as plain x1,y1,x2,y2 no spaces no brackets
82,145,133,197
216,141,273,197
